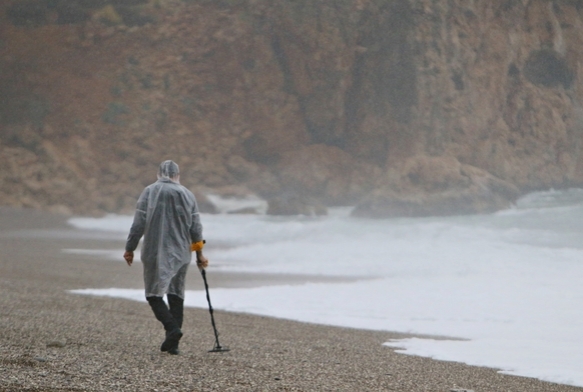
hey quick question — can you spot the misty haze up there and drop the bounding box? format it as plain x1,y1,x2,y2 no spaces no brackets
1,1,583,391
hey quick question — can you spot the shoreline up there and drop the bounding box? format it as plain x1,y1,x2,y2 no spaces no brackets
1,207,582,391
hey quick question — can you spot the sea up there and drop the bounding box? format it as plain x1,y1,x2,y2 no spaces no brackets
69,189,583,387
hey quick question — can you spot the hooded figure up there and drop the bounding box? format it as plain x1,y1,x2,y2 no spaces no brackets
124,160,208,355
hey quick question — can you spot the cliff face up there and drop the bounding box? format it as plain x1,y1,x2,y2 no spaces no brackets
1,0,583,217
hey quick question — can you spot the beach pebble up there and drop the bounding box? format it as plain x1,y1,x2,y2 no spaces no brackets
47,340,67,348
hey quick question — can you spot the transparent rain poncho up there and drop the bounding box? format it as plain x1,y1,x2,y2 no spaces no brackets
126,160,203,299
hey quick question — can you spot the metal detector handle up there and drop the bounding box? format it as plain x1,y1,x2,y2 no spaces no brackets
201,269,213,316
201,268,226,351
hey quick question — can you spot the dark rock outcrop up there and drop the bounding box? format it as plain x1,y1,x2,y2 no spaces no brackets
276,145,381,206
352,156,520,218
266,193,327,217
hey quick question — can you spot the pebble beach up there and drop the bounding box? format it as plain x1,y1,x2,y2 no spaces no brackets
1,207,582,392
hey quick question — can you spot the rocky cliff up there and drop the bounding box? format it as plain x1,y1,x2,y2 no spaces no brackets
1,0,583,217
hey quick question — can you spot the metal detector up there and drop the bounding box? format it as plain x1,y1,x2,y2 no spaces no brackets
200,268,230,353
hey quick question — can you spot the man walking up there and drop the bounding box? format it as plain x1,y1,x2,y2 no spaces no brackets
123,160,208,355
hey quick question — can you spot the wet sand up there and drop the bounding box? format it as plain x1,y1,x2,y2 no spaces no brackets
0,207,581,392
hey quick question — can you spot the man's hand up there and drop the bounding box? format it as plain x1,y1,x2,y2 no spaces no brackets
124,251,134,266
196,252,209,270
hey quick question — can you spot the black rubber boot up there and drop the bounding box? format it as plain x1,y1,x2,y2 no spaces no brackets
167,294,184,355
167,294,184,329
146,296,182,354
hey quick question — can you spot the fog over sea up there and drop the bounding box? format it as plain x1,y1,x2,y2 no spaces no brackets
69,189,583,387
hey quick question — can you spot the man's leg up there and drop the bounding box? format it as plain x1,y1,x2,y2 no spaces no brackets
167,263,188,330
167,294,184,329
164,264,188,354
146,296,182,354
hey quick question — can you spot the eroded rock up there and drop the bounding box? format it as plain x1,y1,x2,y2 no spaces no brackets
352,156,520,218
276,145,381,206
266,193,327,216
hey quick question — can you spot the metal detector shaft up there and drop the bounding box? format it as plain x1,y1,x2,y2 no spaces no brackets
200,268,229,352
